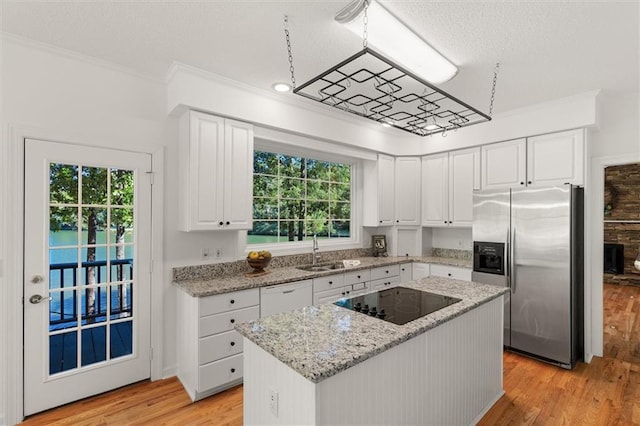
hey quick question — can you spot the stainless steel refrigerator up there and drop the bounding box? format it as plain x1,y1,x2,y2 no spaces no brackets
472,185,583,369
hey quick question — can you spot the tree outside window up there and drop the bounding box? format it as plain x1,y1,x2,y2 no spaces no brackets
249,151,352,245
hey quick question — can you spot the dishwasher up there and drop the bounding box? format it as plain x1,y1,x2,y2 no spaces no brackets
260,279,313,317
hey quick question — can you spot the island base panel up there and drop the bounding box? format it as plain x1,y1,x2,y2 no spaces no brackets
243,296,504,425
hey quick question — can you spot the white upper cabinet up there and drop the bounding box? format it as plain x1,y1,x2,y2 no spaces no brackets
422,148,480,228
421,153,449,226
526,129,584,187
481,129,584,189
363,154,395,226
179,110,254,231
481,138,527,189
394,157,421,225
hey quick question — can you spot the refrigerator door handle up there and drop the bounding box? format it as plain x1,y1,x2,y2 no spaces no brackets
505,228,510,287
511,227,516,294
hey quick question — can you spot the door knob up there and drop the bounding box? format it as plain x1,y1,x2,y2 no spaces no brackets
30,275,44,284
29,294,51,304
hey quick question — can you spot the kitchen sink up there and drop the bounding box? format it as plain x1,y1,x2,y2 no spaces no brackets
297,262,345,272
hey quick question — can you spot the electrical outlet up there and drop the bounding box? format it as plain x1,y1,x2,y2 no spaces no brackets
269,388,278,417
215,248,222,258
201,248,211,260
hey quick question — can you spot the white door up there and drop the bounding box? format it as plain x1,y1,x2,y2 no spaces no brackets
24,139,152,416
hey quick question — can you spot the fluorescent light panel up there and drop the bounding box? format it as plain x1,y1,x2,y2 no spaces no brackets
336,0,457,84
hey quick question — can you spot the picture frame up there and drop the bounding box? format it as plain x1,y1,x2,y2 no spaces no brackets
372,235,388,257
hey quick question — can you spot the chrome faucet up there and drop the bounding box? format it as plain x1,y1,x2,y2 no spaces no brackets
312,234,321,265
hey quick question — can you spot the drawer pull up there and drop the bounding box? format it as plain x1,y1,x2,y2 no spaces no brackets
230,299,235,304
230,341,235,346
230,318,235,324
283,289,295,294
448,273,452,277
357,275,361,279
219,221,224,226
329,281,333,285
230,368,236,373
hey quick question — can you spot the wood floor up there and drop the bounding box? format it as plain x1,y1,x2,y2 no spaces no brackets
21,283,640,426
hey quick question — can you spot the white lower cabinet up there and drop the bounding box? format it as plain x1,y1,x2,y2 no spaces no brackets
412,263,430,280
430,264,472,281
177,288,259,401
369,275,400,291
260,280,312,317
399,262,412,282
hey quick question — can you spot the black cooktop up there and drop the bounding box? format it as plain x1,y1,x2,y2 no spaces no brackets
334,287,461,325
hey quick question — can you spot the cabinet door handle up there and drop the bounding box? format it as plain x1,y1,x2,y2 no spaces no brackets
230,341,235,346
357,275,361,279
230,368,236,373
328,281,333,285
448,273,452,276
226,221,230,225
230,299,235,304
396,220,399,223
528,181,532,184
230,318,235,324
520,182,524,185
219,221,224,226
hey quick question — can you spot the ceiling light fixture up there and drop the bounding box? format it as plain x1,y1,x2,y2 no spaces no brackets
281,6,499,137
335,0,457,84
272,82,292,92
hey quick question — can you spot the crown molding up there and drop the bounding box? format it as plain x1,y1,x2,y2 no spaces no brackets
165,61,417,143
1,32,165,85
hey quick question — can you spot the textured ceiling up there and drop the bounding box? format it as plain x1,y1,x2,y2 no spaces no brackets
2,0,638,116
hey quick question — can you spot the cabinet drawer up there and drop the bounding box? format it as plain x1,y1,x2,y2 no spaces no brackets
430,264,472,281
370,264,400,281
313,273,345,293
199,330,243,365
344,268,370,285
199,305,259,338
199,288,259,316
199,353,243,391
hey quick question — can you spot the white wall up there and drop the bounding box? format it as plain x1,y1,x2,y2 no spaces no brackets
431,228,473,251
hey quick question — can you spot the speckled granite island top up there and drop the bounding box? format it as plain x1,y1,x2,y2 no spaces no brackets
235,277,508,384
173,255,471,297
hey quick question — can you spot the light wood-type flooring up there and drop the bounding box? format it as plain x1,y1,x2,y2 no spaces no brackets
22,283,640,425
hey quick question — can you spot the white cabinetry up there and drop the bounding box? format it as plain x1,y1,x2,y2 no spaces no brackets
177,288,259,401
260,280,312,317
394,157,421,225
179,110,254,231
412,263,430,280
527,129,584,186
481,129,584,189
369,264,401,290
313,272,370,305
422,148,480,228
399,263,412,282
363,154,395,226
481,138,527,189
430,264,471,281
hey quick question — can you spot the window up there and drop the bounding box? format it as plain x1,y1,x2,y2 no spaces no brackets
249,150,352,245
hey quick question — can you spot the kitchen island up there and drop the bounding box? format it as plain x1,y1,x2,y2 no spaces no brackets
237,277,508,426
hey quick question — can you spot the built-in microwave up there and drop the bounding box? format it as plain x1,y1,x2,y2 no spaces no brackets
473,241,505,275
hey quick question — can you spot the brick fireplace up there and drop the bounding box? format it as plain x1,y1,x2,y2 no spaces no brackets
604,163,640,286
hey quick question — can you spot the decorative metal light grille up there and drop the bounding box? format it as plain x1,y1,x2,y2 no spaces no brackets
294,48,491,137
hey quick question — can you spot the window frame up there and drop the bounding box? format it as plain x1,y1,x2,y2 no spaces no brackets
247,141,362,256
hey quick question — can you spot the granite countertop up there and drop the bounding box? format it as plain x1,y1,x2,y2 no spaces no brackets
235,277,508,384
173,255,472,297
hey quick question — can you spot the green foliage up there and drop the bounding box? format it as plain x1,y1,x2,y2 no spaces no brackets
49,164,134,244
250,150,352,244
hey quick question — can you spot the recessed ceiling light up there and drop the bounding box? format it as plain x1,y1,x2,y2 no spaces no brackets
272,83,292,92
425,124,439,131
